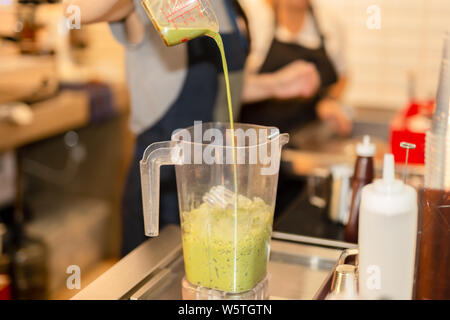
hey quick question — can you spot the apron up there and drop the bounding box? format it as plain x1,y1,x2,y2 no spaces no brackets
121,1,248,255
240,6,338,134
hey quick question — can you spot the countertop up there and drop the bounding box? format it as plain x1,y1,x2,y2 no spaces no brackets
73,225,353,300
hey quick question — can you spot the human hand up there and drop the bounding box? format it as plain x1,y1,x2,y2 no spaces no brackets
316,98,353,136
63,0,134,23
271,60,320,100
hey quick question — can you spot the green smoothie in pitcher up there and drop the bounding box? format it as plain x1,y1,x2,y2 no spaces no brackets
181,197,274,293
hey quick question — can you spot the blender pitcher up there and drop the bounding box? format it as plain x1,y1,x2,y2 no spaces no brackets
141,0,219,46
140,123,289,294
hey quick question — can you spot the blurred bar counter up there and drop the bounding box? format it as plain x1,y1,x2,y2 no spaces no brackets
0,83,130,153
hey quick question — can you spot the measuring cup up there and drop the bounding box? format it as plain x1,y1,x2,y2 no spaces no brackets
140,122,289,294
141,0,219,46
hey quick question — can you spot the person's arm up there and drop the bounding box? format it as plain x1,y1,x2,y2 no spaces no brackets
316,76,352,136
242,60,321,103
63,0,144,44
63,0,135,23
323,76,347,100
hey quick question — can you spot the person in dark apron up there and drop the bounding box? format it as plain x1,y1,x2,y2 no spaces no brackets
240,3,346,134
239,0,350,216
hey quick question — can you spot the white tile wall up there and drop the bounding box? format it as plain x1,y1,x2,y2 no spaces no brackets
315,0,450,109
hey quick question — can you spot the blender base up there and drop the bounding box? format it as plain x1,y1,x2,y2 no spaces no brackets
181,275,270,300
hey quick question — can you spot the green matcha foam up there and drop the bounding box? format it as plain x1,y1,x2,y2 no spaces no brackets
181,197,274,293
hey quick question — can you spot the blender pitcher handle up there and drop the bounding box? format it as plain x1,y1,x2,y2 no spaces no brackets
279,133,290,147
140,141,182,237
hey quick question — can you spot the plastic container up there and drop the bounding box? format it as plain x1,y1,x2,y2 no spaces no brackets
424,31,450,191
344,136,375,243
140,123,289,294
358,154,418,300
141,0,219,46
0,224,11,300
415,32,450,300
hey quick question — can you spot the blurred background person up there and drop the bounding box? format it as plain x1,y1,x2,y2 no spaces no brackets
240,0,351,215
240,0,352,137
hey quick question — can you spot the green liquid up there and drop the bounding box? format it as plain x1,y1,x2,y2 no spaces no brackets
159,27,210,46
161,29,238,181
162,28,263,293
182,198,273,292
208,31,241,292
207,31,239,206
160,29,238,187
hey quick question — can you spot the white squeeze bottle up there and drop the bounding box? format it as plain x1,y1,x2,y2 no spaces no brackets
358,154,418,300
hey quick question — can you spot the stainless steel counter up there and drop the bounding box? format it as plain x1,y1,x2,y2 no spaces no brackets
73,225,355,300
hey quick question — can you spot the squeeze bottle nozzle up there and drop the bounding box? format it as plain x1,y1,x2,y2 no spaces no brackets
382,154,395,183
375,153,403,194
356,135,376,157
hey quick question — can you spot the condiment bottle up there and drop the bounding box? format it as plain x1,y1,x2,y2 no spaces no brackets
358,154,418,300
415,31,450,300
344,135,375,243
0,223,11,300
